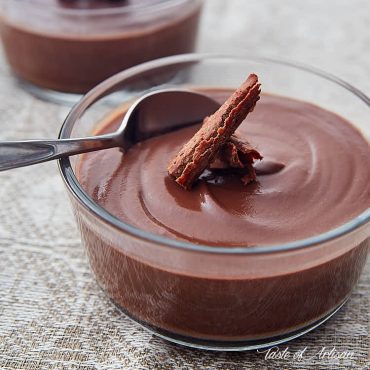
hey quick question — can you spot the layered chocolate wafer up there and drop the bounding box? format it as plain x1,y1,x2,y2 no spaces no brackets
168,74,261,189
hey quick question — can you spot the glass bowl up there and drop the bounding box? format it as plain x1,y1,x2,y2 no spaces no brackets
0,0,203,103
58,54,370,351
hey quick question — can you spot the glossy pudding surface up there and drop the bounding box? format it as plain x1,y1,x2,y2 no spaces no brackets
78,92,370,246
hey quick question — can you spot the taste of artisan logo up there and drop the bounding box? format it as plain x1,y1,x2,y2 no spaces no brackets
257,346,355,361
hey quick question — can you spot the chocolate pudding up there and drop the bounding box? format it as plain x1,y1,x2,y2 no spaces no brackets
0,0,202,93
76,92,370,341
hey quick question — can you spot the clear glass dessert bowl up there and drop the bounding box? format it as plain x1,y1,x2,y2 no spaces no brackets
0,0,203,104
58,54,370,351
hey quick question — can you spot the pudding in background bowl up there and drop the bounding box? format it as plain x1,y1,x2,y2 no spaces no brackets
58,55,370,350
0,0,202,98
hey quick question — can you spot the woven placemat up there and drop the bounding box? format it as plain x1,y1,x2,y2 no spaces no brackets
0,0,369,366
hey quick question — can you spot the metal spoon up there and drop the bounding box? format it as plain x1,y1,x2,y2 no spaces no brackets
0,89,220,171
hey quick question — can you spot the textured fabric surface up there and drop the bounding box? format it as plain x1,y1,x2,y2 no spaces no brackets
0,1,369,369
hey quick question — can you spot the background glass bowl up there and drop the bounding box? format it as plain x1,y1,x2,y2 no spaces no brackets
0,0,203,103
58,54,370,351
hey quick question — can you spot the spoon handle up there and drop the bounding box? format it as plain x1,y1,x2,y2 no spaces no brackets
0,135,118,171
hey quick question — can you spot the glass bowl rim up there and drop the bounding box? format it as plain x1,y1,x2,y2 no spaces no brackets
13,0,198,16
58,53,370,255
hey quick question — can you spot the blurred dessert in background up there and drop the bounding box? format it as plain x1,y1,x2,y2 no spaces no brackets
0,0,203,94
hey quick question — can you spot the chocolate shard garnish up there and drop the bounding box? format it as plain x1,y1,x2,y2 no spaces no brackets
168,74,261,190
219,134,262,168
211,134,263,185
